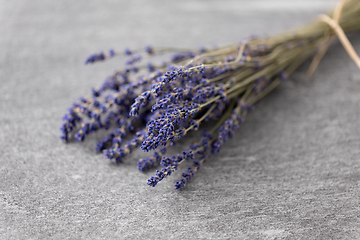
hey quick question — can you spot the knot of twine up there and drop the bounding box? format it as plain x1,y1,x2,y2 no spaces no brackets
307,0,360,77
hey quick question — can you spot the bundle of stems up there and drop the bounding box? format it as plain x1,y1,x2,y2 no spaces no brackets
61,0,360,189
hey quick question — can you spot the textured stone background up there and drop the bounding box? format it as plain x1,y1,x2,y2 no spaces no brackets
1,0,360,239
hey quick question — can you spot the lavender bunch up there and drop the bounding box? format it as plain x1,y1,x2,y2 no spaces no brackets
61,0,360,189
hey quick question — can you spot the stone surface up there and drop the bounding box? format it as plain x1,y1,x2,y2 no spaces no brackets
1,0,360,239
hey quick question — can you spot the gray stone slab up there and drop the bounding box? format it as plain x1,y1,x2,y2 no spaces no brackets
1,0,360,239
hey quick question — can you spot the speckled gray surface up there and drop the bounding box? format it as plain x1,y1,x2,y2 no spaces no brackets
1,0,360,239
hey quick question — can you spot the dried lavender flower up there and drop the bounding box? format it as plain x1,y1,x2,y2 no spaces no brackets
61,0,360,189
